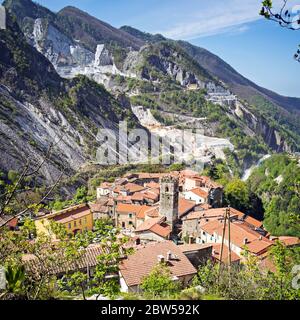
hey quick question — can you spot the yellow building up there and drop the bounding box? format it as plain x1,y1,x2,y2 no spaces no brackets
35,203,94,237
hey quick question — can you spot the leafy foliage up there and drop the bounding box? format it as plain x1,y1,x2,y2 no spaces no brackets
194,243,300,300
248,154,300,236
141,263,181,299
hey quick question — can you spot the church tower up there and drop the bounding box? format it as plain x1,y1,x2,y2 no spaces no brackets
159,175,179,230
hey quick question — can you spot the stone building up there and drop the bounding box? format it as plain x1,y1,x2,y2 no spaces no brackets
159,175,179,231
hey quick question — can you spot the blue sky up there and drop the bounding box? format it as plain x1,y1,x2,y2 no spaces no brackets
36,0,299,97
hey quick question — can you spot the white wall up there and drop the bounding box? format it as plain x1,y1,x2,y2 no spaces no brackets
135,231,166,242
119,273,129,293
184,191,206,204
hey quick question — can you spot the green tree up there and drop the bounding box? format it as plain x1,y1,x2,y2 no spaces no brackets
4,265,26,298
224,178,251,210
73,186,89,204
141,263,181,299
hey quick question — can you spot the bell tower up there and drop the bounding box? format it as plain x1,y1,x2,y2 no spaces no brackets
159,175,179,229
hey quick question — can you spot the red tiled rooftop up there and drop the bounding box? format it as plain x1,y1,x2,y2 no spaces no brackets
178,243,213,253
135,217,163,232
189,187,209,198
178,198,196,218
278,236,300,247
212,243,240,264
201,219,273,255
119,241,197,287
150,223,172,238
124,183,146,193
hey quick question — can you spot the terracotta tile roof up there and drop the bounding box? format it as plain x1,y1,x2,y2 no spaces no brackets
37,204,91,224
186,175,223,189
191,207,263,230
178,243,213,253
124,183,146,193
136,205,153,220
189,187,209,198
246,238,273,254
145,181,160,189
131,193,145,201
212,244,240,264
115,178,128,185
135,217,163,232
141,190,159,201
116,203,142,215
99,182,112,189
116,195,133,203
201,219,273,255
23,244,124,275
150,223,172,238
96,197,110,205
119,241,197,287
259,251,276,272
89,203,104,212
116,203,153,220
0,215,18,228
53,208,91,224
145,206,160,218
244,216,263,228
278,236,300,246
194,204,212,211
178,198,196,218
137,173,163,180
184,209,220,221
112,185,123,194
136,216,172,238
180,169,199,177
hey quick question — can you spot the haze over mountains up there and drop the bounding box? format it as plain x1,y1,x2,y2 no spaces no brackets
0,0,299,184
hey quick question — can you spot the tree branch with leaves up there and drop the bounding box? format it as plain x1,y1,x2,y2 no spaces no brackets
260,0,300,62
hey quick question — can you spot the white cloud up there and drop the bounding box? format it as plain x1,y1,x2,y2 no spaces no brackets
157,0,266,39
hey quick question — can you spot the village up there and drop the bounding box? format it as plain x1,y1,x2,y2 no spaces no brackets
23,169,299,295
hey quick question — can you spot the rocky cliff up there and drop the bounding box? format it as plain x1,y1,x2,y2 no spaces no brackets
0,13,140,184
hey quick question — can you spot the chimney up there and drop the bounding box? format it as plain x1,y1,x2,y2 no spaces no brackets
157,255,165,263
167,251,172,261
259,236,263,241
243,238,248,245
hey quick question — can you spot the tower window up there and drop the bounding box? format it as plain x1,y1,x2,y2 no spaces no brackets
165,186,169,192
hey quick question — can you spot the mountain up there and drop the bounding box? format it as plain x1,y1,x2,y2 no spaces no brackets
57,6,143,51
120,26,166,43
177,41,300,114
122,25,300,114
0,11,139,184
121,26,300,152
1,0,300,183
